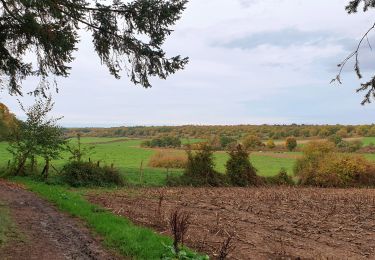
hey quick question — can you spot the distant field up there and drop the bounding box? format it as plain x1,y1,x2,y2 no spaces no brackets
361,137,375,146
273,137,363,147
1,137,375,186
73,137,127,144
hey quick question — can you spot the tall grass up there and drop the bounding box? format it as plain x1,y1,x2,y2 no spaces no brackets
148,151,187,169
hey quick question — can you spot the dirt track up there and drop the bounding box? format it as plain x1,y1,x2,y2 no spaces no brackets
0,180,121,260
88,187,375,260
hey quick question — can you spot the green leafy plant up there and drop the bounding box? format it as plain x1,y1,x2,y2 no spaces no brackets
285,137,297,151
162,243,209,260
176,145,227,187
226,144,259,187
60,161,125,187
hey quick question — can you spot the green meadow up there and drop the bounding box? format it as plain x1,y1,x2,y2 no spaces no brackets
1,136,374,187
1,137,297,186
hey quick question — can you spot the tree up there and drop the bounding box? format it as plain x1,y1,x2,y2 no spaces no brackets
333,1,375,104
8,97,65,177
182,144,223,186
226,144,258,187
0,0,189,96
0,103,17,140
285,137,297,151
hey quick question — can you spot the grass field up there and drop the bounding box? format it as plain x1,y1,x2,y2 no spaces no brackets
361,137,375,146
0,138,298,185
1,136,375,186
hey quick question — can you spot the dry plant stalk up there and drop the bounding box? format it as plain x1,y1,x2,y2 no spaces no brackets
218,235,236,260
154,190,165,226
169,208,191,253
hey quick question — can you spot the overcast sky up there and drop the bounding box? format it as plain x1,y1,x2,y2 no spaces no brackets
2,0,375,126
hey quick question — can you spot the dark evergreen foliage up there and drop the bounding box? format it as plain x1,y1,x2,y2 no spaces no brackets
168,145,227,187
0,0,188,96
226,144,258,187
60,161,125,187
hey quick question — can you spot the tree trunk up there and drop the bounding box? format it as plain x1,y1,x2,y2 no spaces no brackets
15,155,27,176
30,156,35,174
41,158,50,180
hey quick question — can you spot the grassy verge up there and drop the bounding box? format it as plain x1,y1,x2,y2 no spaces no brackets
15,178,197,259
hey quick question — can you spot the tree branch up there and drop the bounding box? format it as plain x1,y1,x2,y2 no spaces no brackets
332,22,375,84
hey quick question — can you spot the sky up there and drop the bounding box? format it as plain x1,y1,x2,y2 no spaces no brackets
2,0,375,127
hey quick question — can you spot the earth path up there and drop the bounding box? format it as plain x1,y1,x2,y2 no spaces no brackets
0,180,122,260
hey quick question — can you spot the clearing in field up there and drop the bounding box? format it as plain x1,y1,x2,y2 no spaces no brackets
88,187,375,259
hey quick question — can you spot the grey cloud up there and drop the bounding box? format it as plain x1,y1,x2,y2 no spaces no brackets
324,35,375,75
217,28,356,50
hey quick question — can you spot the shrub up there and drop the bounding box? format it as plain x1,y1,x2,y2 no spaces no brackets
285,137,297,151
336,128,348,138
60,161,125,187
169,145,227,187
328,134,343,146
294,141,336,185
266,139,276,149
295,141,375,187
226,144,258,186
265,168,294,186
148,151,187,169
242,135,263,150
337,140,363,152
314,154,375,187
220,136,237,150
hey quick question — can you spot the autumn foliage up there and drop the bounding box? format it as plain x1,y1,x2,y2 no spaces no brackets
0,103,18,141
295,141,375,187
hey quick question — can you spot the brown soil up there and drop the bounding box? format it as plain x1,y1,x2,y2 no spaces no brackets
0,180,122,260
88,187,375,260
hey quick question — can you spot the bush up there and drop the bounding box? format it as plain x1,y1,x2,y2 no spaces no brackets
314,154,375,187
285,137,297,151
337,140,363,152
220,136,237,150
226,144,259,186
148,151,187,169
295,141,375,187
294,141,336,185
60,161,125,187
265,168,294,186
328,134,343,146
242,135,263,150
168,145,227,187
266,139,276,149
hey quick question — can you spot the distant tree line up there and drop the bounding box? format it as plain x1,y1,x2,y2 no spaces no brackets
65,124,375,140
142,136,181,148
